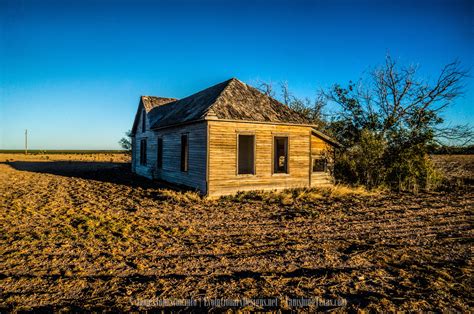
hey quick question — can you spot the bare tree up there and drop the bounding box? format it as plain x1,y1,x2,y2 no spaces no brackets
255,80,275,97
434,124,473,146
276,81,326,126
280,81,292,106
322,54,471,190
324,55,471,145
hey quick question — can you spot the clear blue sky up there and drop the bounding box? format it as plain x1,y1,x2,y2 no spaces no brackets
1,0,472,149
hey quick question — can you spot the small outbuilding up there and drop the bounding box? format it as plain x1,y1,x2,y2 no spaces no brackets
131,78,340,196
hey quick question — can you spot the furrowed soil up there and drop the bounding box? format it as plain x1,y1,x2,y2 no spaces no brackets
0,154,472,311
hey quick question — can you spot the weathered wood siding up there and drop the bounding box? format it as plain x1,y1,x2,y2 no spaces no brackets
132,111,335,195
131,137,136,173
311,134,331,155
132,109,157,179
207,121,312,196
310,133,334,187
153,122,207,193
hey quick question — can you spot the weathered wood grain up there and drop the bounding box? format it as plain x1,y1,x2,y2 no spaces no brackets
207,121,312,196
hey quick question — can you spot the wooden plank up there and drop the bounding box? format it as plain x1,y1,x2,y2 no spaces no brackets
208,121,313,196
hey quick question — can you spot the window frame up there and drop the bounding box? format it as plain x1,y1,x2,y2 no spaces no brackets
311,156,328,173
157,137,163,169
236,133,256,176
180,133,189,172
312,157,328,173
272,135,289,175
139,138,147,166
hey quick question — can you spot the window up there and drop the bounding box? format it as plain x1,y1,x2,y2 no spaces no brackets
141,110,146,133
180,134,188,172
313,158,328,172
140,139,147,165
157,138,163,169
237,134,255,175
274,137,288,173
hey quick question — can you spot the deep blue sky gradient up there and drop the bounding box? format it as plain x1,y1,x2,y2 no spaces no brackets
1,0,473,149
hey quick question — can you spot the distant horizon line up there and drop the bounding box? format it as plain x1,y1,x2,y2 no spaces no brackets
0,149,128,153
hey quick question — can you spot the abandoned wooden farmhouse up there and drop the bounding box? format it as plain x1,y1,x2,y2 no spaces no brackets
131,78,340,196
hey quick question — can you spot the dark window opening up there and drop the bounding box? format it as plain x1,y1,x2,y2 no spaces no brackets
141,110,146,133
140,139,147,165
313,158,328,172
238,135,255,175
157,138,163,169
274,137,288,173
180,134,188,172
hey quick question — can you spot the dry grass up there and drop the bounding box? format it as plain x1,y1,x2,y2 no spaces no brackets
0,154,472,311
226,185,382,206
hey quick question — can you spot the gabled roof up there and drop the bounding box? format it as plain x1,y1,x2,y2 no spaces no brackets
149,78,311,129
147,80,228,129
210,78,311,124
142,96,177,112
131,96,176,135
132,78,339,147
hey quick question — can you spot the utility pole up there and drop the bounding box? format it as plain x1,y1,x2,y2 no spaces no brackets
25,129,28,155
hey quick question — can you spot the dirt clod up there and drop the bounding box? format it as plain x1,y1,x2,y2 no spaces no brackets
0,153,472,311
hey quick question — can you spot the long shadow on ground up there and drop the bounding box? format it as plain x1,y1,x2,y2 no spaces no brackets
2,161,177,190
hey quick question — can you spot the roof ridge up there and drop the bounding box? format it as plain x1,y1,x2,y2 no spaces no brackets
150,79,231,128
201,78,242,119
206,78,312,125
141,95,178,102
148,77,314,130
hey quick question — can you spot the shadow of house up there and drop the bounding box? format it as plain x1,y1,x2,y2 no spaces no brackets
3,161,181,190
